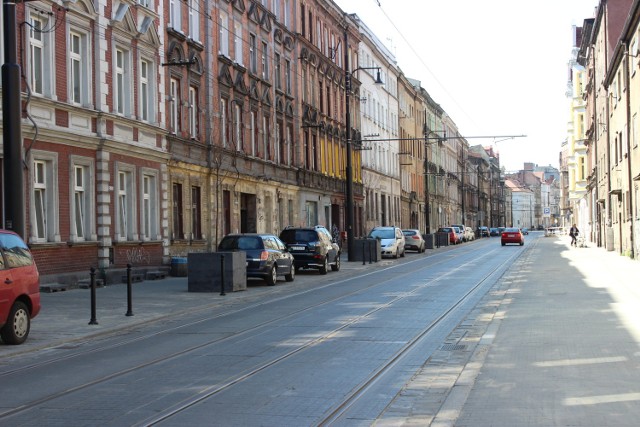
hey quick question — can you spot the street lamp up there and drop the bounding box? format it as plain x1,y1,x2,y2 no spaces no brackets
344,28,383,261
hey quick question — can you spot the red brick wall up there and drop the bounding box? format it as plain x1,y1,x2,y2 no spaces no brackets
31,245,99,276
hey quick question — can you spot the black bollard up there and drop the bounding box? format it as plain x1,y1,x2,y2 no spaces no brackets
88,267,98,325
362,241,366,265
125,263,134,316
369,240,373,264
220,254,226,296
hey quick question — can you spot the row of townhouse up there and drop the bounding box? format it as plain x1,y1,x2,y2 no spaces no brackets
1,0,507,283
565,0,640,259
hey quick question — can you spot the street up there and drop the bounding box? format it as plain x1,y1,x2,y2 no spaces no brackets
2,233,640,426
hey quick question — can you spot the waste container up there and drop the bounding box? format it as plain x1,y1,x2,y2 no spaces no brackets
171,257,188,277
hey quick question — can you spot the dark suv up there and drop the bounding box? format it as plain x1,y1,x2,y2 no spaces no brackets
279,226,340,274
218,233,295,286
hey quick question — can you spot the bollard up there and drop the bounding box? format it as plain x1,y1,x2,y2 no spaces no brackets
125,263,134,317
369,240,373,264
220,254,226,296
89,267,98,325
362,241,366,265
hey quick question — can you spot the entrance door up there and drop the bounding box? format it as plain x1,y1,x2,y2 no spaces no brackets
240,193,257,233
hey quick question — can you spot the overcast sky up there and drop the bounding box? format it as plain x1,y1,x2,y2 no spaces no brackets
334,0,599,172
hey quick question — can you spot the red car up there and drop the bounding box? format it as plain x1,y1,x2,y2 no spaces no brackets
501,227,524,246
437,227,458,245
0,230,41,344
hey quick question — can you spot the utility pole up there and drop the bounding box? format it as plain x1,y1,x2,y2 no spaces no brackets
2,0,26,238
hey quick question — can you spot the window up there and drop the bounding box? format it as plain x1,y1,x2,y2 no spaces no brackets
221,98,228,147
141,172,158,240
249,34,257,74
189,86,198,138
172,183,184,239
28,12,53,97
69,31,84,104
250,111,257,156
234,21,243,64
284,0,291,27
170,78,179,133
30,152,59,243
219,11,229,56
169,0,182,32
116,168,136,241
285,60,291,94
191,186,202,239
263,115,271,160
140,60,149,121
275,53,281,90
261,41,269,80
189,0,200,41
70,159,95,242
115,48,131,115
234,103,243,151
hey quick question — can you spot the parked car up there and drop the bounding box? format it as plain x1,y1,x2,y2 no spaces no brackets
501,227,524,246
450,226,464,244
464,227,476,241
0,230,41,345
368,226,406,258
402,229,426,252
218,233,295,285
437,227,458,245
521,227,529,235
279,225,340,274
451,224,467,242
489,227,500,236
478,226,490,237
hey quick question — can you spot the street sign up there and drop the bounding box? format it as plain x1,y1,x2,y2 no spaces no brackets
543,207,551,217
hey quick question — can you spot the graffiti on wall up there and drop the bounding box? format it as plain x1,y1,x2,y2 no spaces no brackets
120,247,152,265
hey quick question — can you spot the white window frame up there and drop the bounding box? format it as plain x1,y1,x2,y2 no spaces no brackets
189,86,198,138
69,156,96,242
261,41,269,80
69,31,84,104
27,11,54,98
234,103,243,151
189,0,200,41
234,21,243,65
29,151,60,243
170,77,179,133
169,0,182,32
115,165,137,241
221,98,228,147
249,34,257,74
114,47,131,115
140,170,159,241
219,11,229,57
139,58,153,122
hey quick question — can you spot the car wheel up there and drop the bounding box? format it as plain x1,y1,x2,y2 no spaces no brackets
0,301,30,345
285,264,295,282
331,254,341,271
266,265,277,286
319,256,328,275
393,248,399,259
520,241,524,246
400,248,405,257
501,242,506,246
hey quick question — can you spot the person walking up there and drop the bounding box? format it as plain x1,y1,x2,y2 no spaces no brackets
569,224,579,247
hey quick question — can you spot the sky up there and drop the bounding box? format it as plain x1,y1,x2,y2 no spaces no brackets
334,0,599,172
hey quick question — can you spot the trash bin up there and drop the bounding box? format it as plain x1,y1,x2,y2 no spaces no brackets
171,257,188,277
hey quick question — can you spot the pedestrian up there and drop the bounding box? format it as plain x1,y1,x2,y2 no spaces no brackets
569,224,579,246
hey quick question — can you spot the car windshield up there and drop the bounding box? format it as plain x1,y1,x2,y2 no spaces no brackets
402,230,416,236
280,229,317,243
219,236,262,250
504,228,520,233
438,228,452,232
369,228,394,239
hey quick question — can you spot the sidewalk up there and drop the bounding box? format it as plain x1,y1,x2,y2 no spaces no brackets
378,233,640,426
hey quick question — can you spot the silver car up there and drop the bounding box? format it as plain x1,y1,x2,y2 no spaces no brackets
368,226,406,259
402,229,426,253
